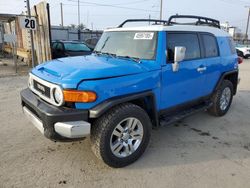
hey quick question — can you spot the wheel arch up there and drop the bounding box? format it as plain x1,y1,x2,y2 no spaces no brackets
89,90,159,127
214,70,238,95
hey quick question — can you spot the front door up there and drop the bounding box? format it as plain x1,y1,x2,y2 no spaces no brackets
160,32,207,110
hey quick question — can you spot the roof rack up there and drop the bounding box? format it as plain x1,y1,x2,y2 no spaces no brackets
167,15,220,29
117,15,221,29
118,19,168,28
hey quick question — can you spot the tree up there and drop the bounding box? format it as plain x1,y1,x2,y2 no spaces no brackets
68,24,76,29
78,23,86,30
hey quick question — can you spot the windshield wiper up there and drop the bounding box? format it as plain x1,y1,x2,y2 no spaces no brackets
117,55,141,63
93,51,117,58
93,52,140,63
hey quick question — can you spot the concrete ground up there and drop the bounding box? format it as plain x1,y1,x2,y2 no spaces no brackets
0,57,30,77
0,60,250,188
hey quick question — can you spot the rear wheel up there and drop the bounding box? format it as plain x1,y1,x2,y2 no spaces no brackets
90,103,152,168
244,54,250,59
208,80,233,116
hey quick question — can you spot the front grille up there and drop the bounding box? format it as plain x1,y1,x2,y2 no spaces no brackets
33,80,51,98
29,73,63,106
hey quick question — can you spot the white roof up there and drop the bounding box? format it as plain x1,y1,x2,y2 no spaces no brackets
105,25,230,37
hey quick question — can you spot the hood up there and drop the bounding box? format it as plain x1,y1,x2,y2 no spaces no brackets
236,46,250,51
31,55,158,88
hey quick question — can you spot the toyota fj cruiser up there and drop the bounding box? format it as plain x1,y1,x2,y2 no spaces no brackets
21,15,240,168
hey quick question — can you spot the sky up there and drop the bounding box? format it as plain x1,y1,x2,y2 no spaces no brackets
0,0,250,33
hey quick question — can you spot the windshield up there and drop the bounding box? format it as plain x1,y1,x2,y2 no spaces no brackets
236,44,250,48
94,31,157,60
64,43,91,52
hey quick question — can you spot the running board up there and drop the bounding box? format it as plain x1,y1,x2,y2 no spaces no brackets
159,102,212,126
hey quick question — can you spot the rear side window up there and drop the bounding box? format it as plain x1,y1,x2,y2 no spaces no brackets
52,42,57,49
64,43,91,52
201,34,219,58
167,33,201,61
227,37,236,54
56,43,64,50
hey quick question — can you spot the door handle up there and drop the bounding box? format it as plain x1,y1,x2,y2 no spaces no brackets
197,67,207,72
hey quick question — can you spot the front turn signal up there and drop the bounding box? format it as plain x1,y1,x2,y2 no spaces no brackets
63,90,97,103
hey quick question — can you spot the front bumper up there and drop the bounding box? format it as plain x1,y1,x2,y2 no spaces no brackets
21,88,91,141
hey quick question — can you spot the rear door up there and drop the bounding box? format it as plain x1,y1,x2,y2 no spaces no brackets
200,33,221,95
160,32,207,109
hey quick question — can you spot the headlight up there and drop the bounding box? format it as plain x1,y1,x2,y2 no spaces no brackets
53,87,63,104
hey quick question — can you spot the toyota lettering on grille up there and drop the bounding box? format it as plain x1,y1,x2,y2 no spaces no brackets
33,80,51,98
37,83,45,93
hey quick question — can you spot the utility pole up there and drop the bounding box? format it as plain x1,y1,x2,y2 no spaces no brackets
78,0,80,40
60,3,64,27
160,0,163,20
87,11,89,28
78,0,80,26
245,6,250,42
26,0,35,67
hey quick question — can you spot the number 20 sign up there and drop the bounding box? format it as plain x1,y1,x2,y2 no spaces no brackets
20,17,37,30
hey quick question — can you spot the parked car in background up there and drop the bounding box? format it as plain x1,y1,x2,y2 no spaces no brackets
52,41,93,59
236,49,244,58
84,38,99,49
235,44,250,59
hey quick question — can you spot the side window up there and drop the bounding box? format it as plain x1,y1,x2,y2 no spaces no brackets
227,37,236,54
167,33,201,61
56,43,64,51
201,34,219,58
52,42,57,49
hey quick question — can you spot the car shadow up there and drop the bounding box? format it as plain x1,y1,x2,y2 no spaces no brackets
38,90,250,171
125,92,250,170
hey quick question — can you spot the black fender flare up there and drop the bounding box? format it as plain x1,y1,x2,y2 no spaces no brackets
214,70,239,95
89,90,159,127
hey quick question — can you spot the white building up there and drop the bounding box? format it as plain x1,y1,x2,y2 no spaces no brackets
221,22,244,40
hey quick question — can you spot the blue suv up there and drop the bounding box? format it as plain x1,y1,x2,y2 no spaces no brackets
21,15,240,168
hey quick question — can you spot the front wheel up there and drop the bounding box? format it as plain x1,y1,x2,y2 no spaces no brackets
208,80,233,116
90,103,152,168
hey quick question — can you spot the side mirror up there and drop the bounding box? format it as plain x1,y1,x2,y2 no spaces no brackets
172,46,186,72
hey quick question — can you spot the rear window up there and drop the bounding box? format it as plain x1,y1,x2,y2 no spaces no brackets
227,37,236,54
167,33,201,61
201,34,219,58
56,43,64,50
52,42,57,49
64,43,91,52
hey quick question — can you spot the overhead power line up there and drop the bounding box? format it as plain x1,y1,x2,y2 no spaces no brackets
66,0,160,12
219,0,250,5
111,0,150,6
68,0,151,6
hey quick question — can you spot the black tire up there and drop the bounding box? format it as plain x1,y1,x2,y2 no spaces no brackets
236,50,244,58
90,103,152,168
208,80,234,116
244,54,250,59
